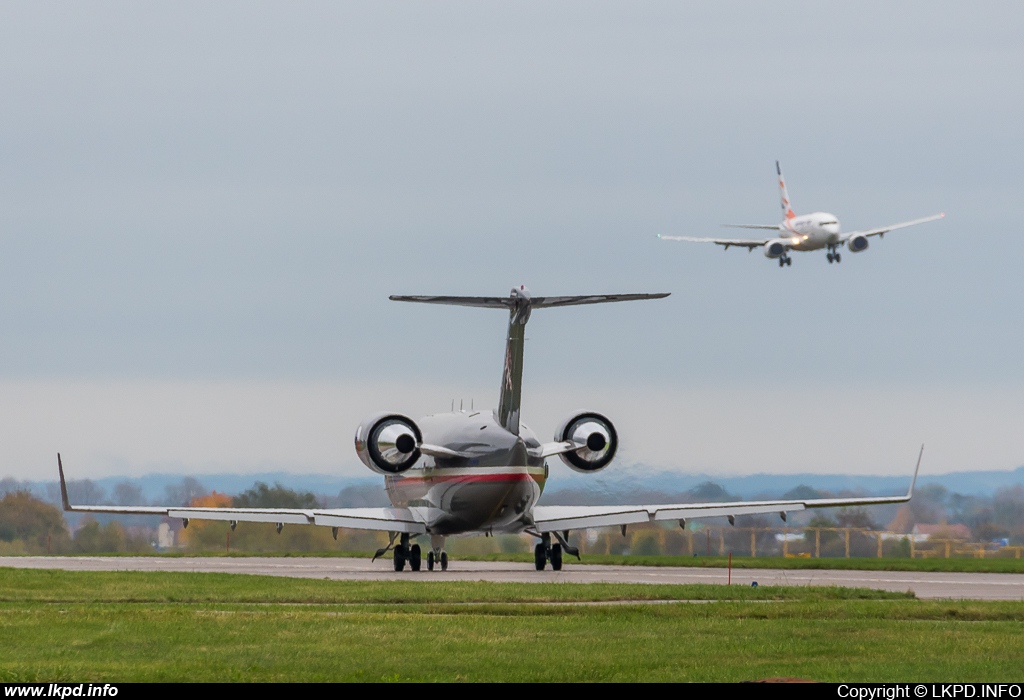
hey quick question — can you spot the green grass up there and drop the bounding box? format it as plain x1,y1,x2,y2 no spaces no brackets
1,568,1023,682
0,568,908,604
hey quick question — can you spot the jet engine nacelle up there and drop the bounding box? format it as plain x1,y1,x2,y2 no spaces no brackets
553,412,618,473
354,412,422,475
763,240,787,259
847,235,869,253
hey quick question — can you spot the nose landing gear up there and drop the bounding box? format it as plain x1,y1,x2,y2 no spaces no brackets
427,535,448,571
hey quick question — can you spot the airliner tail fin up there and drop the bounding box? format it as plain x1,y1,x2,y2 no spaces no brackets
777,160,796,220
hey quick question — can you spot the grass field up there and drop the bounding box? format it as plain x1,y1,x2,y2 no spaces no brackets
1,568,1023,682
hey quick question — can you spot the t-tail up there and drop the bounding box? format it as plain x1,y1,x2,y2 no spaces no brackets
777,160,796,221
389,287,669,435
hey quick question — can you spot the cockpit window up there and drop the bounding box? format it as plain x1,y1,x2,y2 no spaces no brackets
820,221,838,226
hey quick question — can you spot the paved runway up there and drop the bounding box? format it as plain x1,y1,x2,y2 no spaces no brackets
3,556,1024,600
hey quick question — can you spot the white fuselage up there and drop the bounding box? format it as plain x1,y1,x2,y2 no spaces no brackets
778,212,841,251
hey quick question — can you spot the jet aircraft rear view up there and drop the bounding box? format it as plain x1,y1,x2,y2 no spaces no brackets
659,161,944,267
57,285,923,572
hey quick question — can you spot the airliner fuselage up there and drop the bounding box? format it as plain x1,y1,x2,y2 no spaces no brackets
779,212,841,251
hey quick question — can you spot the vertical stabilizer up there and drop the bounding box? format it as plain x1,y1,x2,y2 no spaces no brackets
777,160,796,221
497,287,531,435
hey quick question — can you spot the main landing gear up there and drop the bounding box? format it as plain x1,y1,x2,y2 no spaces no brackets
778,255,792,268
393,534,448,572
533,532,578,571
826,246,842,264
392,533,422,572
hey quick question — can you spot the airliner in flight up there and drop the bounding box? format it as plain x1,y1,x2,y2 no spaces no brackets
58,286,922,571
658,162,944,267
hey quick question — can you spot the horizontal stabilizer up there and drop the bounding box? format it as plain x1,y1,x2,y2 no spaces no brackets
389,295,513,308
390,293,669,309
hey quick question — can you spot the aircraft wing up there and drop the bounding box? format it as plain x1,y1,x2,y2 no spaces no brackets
56,456,427,534
657,234,770,251
840,213,945,241
533,447,923,532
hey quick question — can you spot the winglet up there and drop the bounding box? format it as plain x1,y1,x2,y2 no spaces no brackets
906,444,924,499
57,453,72,512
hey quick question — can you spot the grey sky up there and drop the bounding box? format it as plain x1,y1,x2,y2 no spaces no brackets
1,2,1022,480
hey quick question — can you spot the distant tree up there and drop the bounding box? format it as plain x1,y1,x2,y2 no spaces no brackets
835,508,878,530
165,477,207,506
113,481,144,506
0,491,69,549
337,484,390,508
993,486,1024,530
783,485,829,500
234,482,319,509
687,482,733,502
71,517,152,553
887,505,912,533
177,492,233,549
66,479,106,505
1,477,27,496
907,483,948,525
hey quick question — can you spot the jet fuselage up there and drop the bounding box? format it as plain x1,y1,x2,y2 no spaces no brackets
384,410,546,535
778,211,841,251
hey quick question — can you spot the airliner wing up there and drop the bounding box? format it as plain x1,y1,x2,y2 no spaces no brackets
533,447,923,532
840,213,945,241
56,456,427,534
658,234,768,251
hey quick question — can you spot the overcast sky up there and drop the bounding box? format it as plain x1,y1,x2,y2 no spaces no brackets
1,2,1022,481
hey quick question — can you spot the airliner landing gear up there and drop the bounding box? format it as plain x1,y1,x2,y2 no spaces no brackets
428,550,448,571
827,247,842,264
427,535,448,571
534,542,546,570
778,255,792,267
533,533,565,571
393,533,411,572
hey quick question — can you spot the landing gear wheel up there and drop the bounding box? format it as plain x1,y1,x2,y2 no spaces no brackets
534,543,546,570
786,257,792,266
778,258,785,268
827,253,834,263
427,550,435,571
409,544,422,572
440,552,448,571
835,253,841,263
550,544,563,571
393,545,406,572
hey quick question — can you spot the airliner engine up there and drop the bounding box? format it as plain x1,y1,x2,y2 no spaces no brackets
553,412,618,473
763,240,787,258
355,413,422,474
847,235,869,253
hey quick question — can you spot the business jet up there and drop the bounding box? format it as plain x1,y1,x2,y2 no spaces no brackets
658,162,945,267
57,285,922,571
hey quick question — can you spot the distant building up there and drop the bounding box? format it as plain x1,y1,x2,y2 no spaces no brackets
157,520,178,549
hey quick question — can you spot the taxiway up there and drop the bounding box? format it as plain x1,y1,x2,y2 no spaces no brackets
3,556,1023,600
